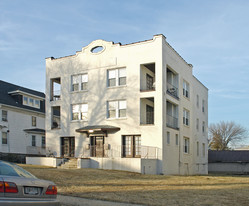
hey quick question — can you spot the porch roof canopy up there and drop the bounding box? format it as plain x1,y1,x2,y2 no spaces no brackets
23,128,45,135
75,125,120,134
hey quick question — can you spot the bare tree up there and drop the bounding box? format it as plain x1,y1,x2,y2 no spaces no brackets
209,121,248,150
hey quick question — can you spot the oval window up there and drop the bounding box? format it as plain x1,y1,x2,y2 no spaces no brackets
91,46,104,53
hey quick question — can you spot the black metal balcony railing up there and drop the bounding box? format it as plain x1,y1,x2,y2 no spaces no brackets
52,90,61,101
166,114,178,129
52,120,60,129
80,145,161,159
167,82,178,98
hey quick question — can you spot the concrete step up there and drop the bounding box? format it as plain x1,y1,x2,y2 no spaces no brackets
57,159,78,169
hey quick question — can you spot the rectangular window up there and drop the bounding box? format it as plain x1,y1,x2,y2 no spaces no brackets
202,121,205,133
35,100,40,108
72,75,80,91
183,80,190,98
42,136,46,148
32,135,36,147
23,96,28,105
29,98,34,106
175,134,179,145
107,100,126,119
23,96,40,108
108,68,126,87
2,132,7,144
202,143,205,157
32,116,37,127
2,110,7,122
196,118,199,131
146,105,154,124
197,95,199,107
167,132,170,144
202,100,205,113
184,137,190,154
122,135,141,158
183,109,190,126
72,74,88,91
197,141,199,156
118,68,126,86
72,104,88,121
146,73,154,90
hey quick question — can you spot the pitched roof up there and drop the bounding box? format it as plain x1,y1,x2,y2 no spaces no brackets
0,80,45,113
209,150,249,163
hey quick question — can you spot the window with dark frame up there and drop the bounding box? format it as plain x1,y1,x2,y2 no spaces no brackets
197,141,199,156
184,137,189,154
2,110,7,122
122,135,141,158
32,116,37,127
183,109,189,126
2,132,7,144
175,134,179,145
146,105,154,124
146,73,153,90
183,80,189,98
167,132,170,144
42,136,46,148
32,135,36,147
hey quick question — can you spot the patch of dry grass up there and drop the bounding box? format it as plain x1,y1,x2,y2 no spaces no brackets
19,164,249,206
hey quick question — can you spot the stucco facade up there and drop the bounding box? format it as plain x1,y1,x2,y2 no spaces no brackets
45,34,208,175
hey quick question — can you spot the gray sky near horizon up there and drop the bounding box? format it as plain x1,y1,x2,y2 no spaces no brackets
1,0,249,143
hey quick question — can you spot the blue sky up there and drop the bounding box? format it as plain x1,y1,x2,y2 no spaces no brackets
1,0,249,138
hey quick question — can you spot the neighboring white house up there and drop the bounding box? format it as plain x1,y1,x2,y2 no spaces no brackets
0,80,46,162
45,34,208,175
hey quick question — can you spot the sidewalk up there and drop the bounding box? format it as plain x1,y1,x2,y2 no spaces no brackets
58,195,144,206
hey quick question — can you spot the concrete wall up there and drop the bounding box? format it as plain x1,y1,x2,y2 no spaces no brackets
78,157,158,174
209,162,249,174
26,157,64,167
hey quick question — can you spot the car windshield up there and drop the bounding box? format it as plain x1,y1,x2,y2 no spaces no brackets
0,161,37,179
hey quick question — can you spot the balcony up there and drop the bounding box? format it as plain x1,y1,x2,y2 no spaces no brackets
166,101,179,129
166,114,179,129
52,90,60,101
167,82,179,99
140,63,156,92
167,68,179,99
51,106,61,129
140,98,154,125
50,78,61,101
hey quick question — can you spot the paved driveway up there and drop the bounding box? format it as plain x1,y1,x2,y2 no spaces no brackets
58,195,143,206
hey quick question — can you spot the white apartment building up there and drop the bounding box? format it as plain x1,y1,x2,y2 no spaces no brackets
0,80,46,162
45,34,208,175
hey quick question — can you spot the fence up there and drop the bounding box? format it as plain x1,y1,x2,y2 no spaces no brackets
80,145,161,159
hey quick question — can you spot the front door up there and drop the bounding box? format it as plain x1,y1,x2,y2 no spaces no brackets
61,137,75,157
90,136,104,157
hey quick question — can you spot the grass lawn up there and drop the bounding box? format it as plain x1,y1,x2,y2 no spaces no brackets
20,164,249,206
